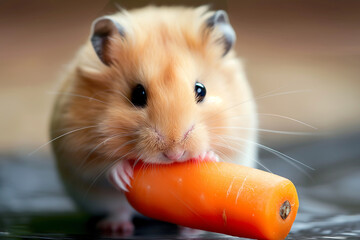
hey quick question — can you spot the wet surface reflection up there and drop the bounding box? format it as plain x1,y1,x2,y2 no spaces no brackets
1,133,360,239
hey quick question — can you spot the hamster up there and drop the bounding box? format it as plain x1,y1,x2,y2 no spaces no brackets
50,5,257,235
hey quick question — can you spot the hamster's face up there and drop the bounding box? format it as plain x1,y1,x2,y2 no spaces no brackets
58,7,256,170
99,42,217,164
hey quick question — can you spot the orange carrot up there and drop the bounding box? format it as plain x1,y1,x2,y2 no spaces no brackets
125,160,299,240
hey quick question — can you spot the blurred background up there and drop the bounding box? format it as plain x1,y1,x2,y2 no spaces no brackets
1,0,360,238
1,0,360,153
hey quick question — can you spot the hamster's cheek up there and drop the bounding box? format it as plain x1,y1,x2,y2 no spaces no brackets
205,96,223,105
183,123,209,158
139,153,173,164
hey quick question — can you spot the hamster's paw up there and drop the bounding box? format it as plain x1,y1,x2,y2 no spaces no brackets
178,226,204,237
97,207,134,236
109,159,134,192
199,151,219,162
97,219,134,236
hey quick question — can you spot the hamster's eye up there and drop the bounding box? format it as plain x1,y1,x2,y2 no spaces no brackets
195,82,206,103
131,84,147,107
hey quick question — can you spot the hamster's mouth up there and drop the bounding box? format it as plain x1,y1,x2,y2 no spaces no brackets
109,151,219,192
136,151,219,165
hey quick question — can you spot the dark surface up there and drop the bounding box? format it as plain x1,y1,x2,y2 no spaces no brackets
1,132,360,239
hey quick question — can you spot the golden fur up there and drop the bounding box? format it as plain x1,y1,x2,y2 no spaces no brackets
50,6,257,215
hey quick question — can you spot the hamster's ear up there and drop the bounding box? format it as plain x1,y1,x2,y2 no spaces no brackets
206,10,236,56
90,16,125,66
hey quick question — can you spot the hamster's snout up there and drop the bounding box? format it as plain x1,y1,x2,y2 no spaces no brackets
152,124,195,162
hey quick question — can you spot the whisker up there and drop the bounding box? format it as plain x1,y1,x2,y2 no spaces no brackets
219,135,314,171
93,89,139,110
106,139,138,160
79,138,137,185
29,125,97,156
214,136,310,177
209,135,273,173
83,151,133,199
213,149,231,162
110,90,138,110
257,113,317,129
210,112,317,130
210,139,273,173
209,126,316,136
76,133,136,173
202,89,312,124
133,154,144,168
47,91,107,104
255,89,313,102
251,160,273,173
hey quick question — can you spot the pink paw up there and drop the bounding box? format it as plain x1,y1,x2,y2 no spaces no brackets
97,220,134,236
199,150,219,162
109,159,134,192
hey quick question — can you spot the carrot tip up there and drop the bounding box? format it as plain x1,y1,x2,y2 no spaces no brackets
280,200,291,220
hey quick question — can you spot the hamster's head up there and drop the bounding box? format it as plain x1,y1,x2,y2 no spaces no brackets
59,6,256,170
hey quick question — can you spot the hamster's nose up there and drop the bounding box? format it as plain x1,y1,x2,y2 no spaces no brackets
163,149,185,162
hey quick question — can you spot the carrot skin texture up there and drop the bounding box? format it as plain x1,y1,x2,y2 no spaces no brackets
125,161,299,240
